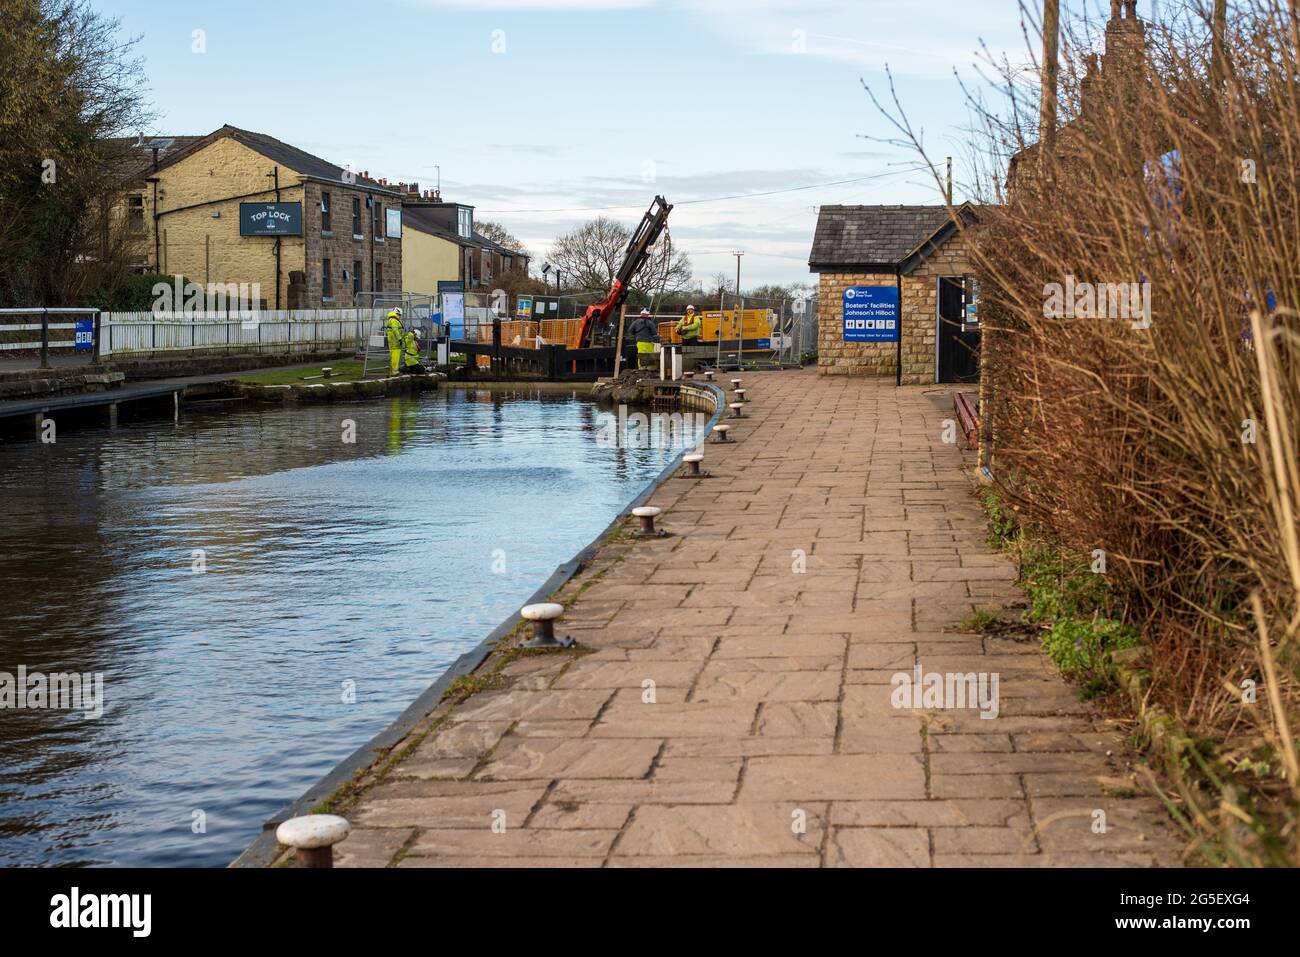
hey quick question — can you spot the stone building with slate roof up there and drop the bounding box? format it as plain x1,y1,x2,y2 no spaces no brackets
125,125,404,309
808,203,979,383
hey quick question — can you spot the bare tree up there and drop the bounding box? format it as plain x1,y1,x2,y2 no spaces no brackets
546,215,692,298
707,272,733,299
475,219,527,255
0,0,153,306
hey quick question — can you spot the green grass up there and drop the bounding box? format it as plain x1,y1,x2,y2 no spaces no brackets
234,359,367,385
979,486,1142,696
441,673,496,704
959,608,1001,632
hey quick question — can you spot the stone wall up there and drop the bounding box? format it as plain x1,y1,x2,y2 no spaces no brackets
148,137,306,308
128,135,403,310
302,181,403,308
817,270,898,378
816,229,975,384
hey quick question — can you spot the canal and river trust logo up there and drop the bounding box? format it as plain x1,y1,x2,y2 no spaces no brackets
0,666,104,719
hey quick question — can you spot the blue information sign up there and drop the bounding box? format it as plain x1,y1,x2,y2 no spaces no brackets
843,285,899,342
74,318,94,351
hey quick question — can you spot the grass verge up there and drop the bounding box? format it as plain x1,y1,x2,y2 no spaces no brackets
978,486,1139,699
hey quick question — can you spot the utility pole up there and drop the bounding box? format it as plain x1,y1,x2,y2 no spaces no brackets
945,157,953,205
732,251,744,295
1211,0,1228,89
1039,0,1061,171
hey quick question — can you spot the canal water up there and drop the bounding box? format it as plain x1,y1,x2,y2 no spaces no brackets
0,388,704,866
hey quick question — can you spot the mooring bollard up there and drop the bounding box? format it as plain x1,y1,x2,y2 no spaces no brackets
703,371,715,382
276,814,351,868
729,402,745,419
633,506,664,536
682,452,705,477
521,602,573,649
731,378,742,389
322,367,333,378
712,423,733,443
734,388,746,402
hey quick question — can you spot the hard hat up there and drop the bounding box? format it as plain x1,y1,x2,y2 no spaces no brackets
395,307,403,317
640,309,651,317
686,304,696,312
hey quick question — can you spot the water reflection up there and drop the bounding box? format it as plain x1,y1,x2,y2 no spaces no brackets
0,389,702,866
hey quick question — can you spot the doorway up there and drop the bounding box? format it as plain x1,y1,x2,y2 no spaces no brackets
937,276,980,383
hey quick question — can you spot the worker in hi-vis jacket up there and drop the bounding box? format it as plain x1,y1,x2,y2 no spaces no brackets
401,328,427,375
385,308,405,374
675,304,702,344
629,308,660,369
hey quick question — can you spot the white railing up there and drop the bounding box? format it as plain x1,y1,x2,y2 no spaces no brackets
0,307,99,353
101,308,386,357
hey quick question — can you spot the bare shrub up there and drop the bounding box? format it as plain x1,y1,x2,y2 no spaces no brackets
876,0,1299,864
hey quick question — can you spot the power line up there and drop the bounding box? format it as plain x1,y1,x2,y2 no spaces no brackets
473,167,927,214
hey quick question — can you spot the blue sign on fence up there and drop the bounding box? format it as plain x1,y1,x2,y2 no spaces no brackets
843,285,899,342
74,318,94,351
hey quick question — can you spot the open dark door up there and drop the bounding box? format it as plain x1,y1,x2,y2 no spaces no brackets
937,276,980,383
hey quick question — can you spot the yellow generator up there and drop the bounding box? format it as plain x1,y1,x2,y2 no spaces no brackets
659,308,775,352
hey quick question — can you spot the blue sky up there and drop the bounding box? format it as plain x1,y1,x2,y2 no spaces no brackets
98,0,1108,286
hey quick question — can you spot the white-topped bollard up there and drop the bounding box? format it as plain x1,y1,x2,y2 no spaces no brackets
521,602,573,649
682,452,705,478
712,423,733,443
703,371,715,382
633,505,664,537
729,402,745,419
276,814,351,868
733,388,746,402
321,367,333,378
731,378,742,388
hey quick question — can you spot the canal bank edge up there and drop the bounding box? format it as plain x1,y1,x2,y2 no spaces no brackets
231,372,443,404
230,380,727,868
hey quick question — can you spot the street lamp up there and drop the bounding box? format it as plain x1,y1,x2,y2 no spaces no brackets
541,262,562,295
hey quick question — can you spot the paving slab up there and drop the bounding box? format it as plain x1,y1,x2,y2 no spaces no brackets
331,372,1183,867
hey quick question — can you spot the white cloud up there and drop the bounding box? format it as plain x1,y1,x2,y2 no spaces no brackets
677,0,1033,78
411,0,654,8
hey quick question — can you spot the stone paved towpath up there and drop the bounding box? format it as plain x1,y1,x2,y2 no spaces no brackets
326,370,1183,867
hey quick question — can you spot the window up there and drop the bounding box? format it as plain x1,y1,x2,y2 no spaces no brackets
322,258,333,299
484,253,494,283
321,192,332,233
352,197,361,237
375,261,384,291
128,195,145,235
373,201,383,242
353,260,362,296
457,207,472,238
